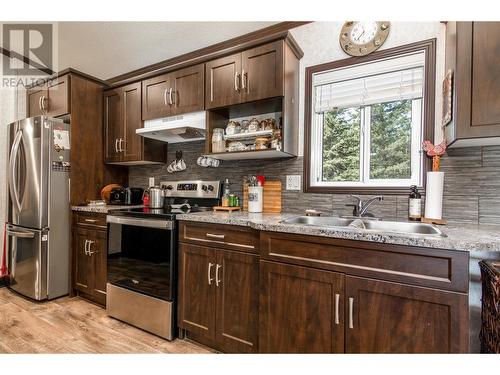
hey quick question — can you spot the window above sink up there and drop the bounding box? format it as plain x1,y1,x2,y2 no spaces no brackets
304,40,436,194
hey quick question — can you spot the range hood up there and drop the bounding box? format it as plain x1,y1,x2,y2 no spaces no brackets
136,111,206,143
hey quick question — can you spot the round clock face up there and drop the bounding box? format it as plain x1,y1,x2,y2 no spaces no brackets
340,21,391,57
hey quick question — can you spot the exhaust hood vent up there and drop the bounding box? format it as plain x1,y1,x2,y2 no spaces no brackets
136,111,206,143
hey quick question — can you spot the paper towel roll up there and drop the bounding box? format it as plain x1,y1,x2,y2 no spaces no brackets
424,171,444,220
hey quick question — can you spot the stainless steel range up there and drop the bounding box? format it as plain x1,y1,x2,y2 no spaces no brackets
106,180,221,340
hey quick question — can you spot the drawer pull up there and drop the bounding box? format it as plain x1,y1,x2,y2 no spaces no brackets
348,297,354,329
206,233,225,240
335,293,340,325
208,262,215,285
84,219,98,223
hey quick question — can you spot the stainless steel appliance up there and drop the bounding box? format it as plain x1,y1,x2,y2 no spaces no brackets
106,180,221,340
109,187,144,205
6,116,71,300
148,186,164,208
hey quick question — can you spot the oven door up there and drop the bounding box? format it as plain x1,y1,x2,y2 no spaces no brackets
106,215,176,301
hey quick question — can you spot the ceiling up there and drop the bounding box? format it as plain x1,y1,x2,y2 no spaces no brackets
57,22,278,80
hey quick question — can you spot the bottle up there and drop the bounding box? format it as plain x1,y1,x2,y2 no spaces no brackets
221,178,230,207
408,185,422,221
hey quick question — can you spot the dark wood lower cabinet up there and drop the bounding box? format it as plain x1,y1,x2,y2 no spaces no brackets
178,242,259,353
259,261,345,353
345,276,469,353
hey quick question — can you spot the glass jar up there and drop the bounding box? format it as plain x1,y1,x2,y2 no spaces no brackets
212,128,225,153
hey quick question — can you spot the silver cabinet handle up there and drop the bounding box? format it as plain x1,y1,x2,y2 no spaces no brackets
38,96,43,111
206,233,225,240
119,138,124,152
208,262,215,285
348,297,354,329
241,69,247,90
84,239,89,255
164,88,168,106
168,88,173,105
215,264,222,287
40,95,47,111
234,71,240,91
335,293,340,325
84,219,97,223
87,240,96,256
115,138,119,153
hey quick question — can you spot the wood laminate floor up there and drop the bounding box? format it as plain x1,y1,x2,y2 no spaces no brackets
0,288,212,354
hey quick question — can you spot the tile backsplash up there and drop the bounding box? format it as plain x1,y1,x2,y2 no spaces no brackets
129,142,500,225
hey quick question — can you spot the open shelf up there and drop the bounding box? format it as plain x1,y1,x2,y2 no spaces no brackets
203,149,295,161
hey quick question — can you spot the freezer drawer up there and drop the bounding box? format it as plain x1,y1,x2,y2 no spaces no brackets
7,224,48,300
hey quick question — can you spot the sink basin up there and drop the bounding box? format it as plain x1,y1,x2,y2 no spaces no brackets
280,216,446,237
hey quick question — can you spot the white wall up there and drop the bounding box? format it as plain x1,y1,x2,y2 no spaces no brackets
290,22,446,156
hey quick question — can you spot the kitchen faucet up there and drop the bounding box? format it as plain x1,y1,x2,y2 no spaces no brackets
346,195,384,217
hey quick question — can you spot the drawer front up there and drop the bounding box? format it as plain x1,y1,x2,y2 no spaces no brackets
260,231,469,293
179,222,259,253
75,212,107,229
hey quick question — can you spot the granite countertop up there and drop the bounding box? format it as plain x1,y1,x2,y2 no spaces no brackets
71,204,143,214
176,211,500,252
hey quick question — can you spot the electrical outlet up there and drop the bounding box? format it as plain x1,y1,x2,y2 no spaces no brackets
286,175,301,191
149,177,155,187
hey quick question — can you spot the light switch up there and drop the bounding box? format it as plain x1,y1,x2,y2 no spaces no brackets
286,175,301,191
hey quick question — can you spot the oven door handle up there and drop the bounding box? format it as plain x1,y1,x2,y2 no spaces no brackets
107,215,173,230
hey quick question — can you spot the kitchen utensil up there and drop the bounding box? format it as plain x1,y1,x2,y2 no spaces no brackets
148,186,164,209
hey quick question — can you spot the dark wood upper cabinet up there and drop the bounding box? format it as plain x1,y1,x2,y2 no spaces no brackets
103,82,165,165
445,22,500,147
259,261,345,353
205,42,287,110
178,243,217,341
216,250,259,353
205,53,242,109
241,40,284,102
27,74,70,117
345,276,469,353
142,73,172,120
171,64,205,115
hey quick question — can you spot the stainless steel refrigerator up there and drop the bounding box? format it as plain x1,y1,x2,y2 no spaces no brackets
6,116,71,300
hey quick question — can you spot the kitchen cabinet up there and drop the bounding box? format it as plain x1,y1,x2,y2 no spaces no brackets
259,261,345,353
205,41,284,109
72,212,108,305
104,82,166,165
27,74,70,117
345,276,469,353
142,63,204,120
178,222,260,353
445,22,500,147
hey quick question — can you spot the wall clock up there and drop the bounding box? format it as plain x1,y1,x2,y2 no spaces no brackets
340,21,391,57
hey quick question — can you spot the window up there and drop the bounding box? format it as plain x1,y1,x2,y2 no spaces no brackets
305,40,435,194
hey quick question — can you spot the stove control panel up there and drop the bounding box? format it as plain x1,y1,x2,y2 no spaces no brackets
160,180,221,199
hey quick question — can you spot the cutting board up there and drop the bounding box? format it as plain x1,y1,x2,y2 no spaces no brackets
243,180,282,213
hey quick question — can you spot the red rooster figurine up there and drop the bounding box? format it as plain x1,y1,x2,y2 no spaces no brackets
422,140,447,171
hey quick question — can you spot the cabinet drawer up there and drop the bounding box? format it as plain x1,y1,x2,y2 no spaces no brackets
179,222,259,253
75,212,107,229
260,231,469,293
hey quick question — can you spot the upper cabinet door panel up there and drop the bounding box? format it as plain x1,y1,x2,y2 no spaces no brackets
27,86,47,117
471,22,500,129
205,53,242,109
142,73,171,121
47,74,70,117
103,90,123,163
345,276,469,353
122,82,143,162
171,64,205,115
241,41,284,102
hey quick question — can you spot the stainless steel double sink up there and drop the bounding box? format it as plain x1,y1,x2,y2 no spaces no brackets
280,216,446,237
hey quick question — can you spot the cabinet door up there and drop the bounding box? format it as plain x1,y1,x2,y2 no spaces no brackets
47,75,70,117
171,64,205,115
259,261,345,353
345,276,469,353
91,230,107,301
121,82,143,162
241,41,283,102
205,53,241,109
74,227,94,294
471,22,500,130
142,73,172,121
103,90,123,163
27,86,47,117
178,243,217,340
216,250,259,353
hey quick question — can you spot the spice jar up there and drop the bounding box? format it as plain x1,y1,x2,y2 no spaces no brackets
225,120,240,135
255,137,269,150
248,118,260,133
212,128,225,153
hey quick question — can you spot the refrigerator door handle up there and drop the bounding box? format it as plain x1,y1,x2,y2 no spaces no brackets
6,227,35,239
8,130,23,213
